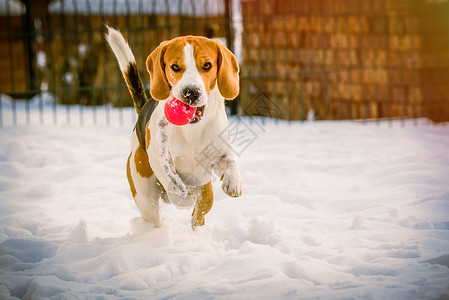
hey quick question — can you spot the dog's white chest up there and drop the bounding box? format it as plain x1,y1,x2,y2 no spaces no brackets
170,128,220,186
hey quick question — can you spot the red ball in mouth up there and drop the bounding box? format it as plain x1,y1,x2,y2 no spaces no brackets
164,96,197,126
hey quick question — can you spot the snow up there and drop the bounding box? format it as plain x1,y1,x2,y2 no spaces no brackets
1,98,449,299
48,0,224,17
0,0,25,16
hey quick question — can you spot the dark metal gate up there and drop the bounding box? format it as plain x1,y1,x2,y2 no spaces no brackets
0,0,234,126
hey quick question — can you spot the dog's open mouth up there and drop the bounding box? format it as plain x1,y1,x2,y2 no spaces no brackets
189,105,205,124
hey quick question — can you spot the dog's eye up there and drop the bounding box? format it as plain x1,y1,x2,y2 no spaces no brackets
203,62,212,71
171,64,181,72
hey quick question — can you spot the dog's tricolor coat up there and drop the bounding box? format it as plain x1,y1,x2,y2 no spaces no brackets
106,27,242,228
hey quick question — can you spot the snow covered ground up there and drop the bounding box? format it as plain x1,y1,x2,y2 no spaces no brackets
1,100,449,299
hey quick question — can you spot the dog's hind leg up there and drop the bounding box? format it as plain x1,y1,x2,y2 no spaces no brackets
191,180,214,229
127,132,162,227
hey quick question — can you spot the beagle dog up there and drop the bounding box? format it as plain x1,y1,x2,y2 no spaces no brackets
106,27,242,229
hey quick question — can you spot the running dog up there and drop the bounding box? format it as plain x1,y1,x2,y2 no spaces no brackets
106,27,242,229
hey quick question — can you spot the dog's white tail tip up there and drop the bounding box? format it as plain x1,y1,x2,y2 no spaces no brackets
105,25,136,72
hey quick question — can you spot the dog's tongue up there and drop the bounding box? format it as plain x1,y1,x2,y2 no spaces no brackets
164,97,196,126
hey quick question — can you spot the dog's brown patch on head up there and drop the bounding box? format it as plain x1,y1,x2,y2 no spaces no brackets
190,39,219,96
163,40,186,89
147,36,239,101
215,40,239,100
134,146,153,178
127,153,137,198
146,41,170,101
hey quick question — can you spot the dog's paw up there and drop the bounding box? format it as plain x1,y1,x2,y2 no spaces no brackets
221,170,242,197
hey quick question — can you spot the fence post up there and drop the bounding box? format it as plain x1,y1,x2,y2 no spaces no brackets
22,0,36,97
224,0,238,115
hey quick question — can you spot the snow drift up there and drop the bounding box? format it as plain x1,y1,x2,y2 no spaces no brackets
0,107,449,299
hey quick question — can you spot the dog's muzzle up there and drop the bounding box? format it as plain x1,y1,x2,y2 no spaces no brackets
179,85,205,124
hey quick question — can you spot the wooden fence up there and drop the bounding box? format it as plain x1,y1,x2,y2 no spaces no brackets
240,0,449,122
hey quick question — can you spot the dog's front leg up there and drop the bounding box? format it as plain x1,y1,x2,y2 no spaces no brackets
156,117,187,199
221,157,242,197
214,152,242,197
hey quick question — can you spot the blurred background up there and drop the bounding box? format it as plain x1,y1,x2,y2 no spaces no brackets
1,0,449,127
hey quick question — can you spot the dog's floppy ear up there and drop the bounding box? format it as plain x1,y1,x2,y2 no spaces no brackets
215,41,239,100
146,41,170,101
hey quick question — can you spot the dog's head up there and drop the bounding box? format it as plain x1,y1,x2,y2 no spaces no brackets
146,36,239,122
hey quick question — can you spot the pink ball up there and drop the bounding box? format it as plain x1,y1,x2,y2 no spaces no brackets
164,96,197,126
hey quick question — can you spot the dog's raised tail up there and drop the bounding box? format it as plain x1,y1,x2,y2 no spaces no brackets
105,26,147,114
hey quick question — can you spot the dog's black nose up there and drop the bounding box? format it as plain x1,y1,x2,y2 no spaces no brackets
182,86,201,106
